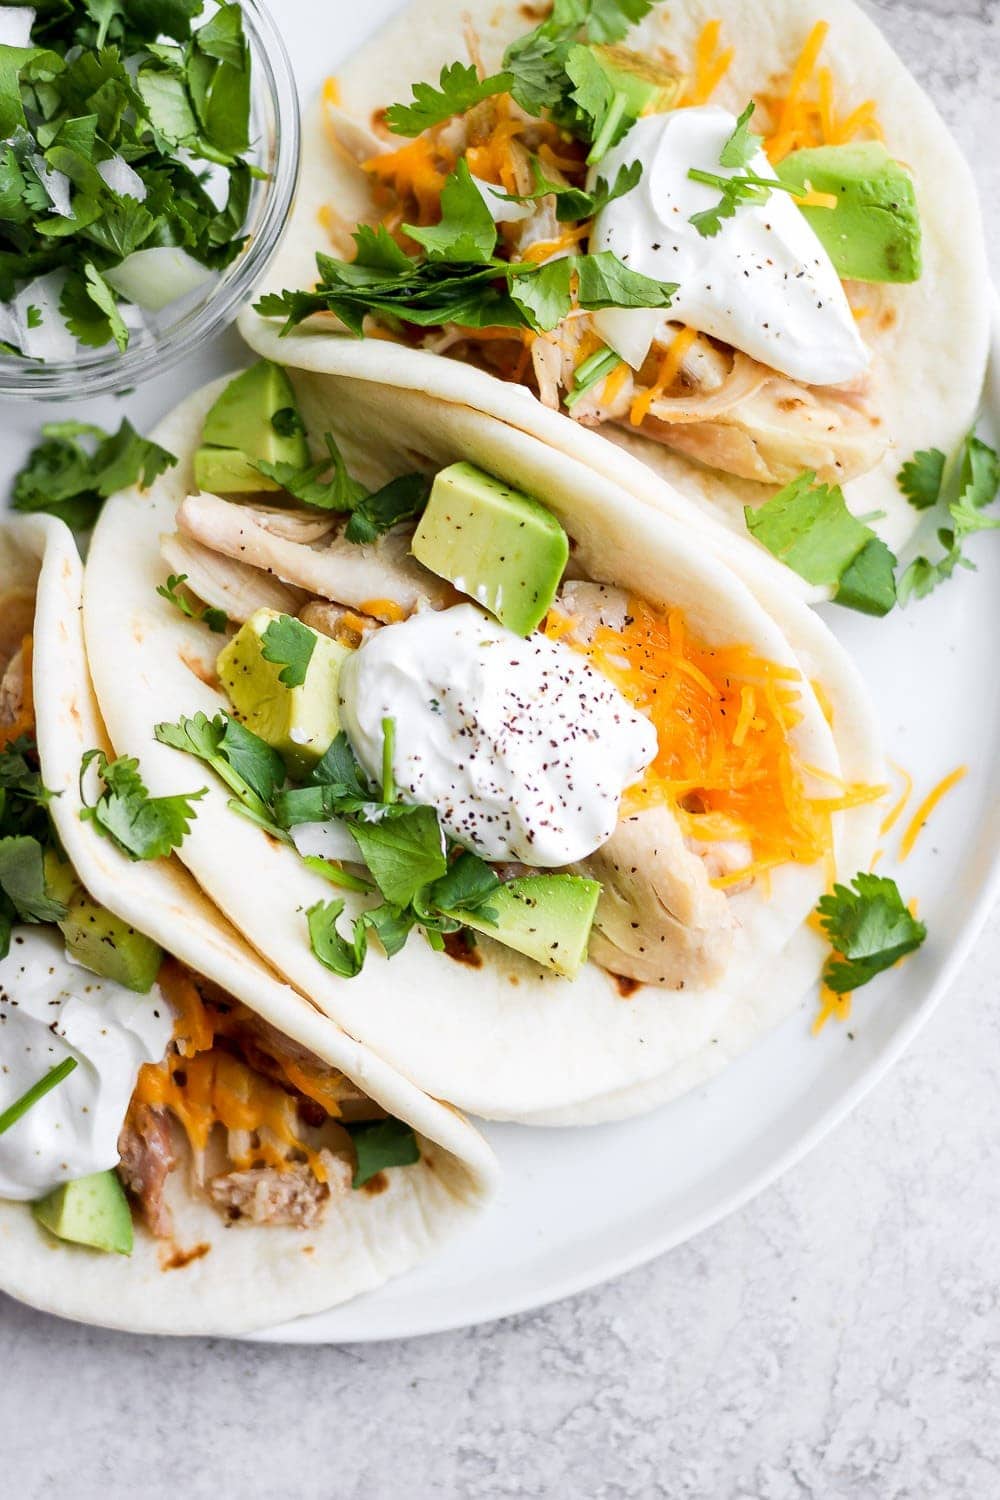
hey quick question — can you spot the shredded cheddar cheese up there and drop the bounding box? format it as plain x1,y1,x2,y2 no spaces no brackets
813,982,851,1033
899,766,968,861
762,20,883,162
629,326,698,426
880,760,913,836
681,20,734,106
0,635,34,747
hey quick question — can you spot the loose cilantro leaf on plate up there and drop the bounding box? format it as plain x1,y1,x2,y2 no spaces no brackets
384,61,514,137
897,448,946,512
745,470,898,616
11,416,176,531
719,101,758,168
895,429,1000,604
156,572,228,633
79,747,205,860
307,897,367,978
260,614,316,689
897,528,972,605
255,432,367,512
344,473,430,545
817,873,926,995
346,1116,420,1188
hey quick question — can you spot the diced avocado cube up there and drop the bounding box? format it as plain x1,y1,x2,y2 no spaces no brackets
586,44,683,117
33,1171,134,1256
44,851,163,994
450,874,601,979
201,360,309,465
411,462,569,636
194,360,310,496
193,446,282,495
776,142,922,283
217,608,351,777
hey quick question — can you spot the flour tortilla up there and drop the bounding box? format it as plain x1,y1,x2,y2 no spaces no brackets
241,0,990,580
0,514,498,1337
82,373,883,1124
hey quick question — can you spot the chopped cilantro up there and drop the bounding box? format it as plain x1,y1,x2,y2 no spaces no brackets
817,873,926,995
895,429,1000,604
346,1117,420,1188
154,711,286,834
687,167,799,239
343,473,430,545
744,470,898,616
719,102,758,168
384,61,514,137
78,747,205,861
156,573,228,633
0,835,67,926
496,156,641,223
347,806,448,909
307,897,367,978
404,159,498,264
260,614,316,689
897,448,946,512
12,417,176,531
271,406,305,438
254,432,367,512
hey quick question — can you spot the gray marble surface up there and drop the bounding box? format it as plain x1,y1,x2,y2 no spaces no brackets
3,2,999,1496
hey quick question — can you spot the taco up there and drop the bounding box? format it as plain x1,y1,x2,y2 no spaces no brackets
79,363,885,1125
241,0,989,602
0,515,497,1336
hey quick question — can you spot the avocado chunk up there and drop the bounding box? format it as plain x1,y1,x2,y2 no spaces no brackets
586,44,683,118
776,142,922,283
412,462,569,636
44,851,162,993
217,608,351,776
194,360,310,496
33,1170,134,1255
449,874,601,979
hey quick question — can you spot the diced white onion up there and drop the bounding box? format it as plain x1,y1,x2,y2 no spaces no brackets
104,246,214,312
29,154,72,217
470,174,534,225
592,306,664,371
290,821,363,864
12,270,77,361
97,154,148,202
0,7,34,46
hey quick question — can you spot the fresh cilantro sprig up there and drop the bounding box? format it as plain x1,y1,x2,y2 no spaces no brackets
154,712,288,839
346,1117,421,1187
718,101,758,168
156,573,228,633
384,61,514,137
254,432,366,512
344,473,430,545
12,417,176,531
0,734,60,958
496,156,641,223
688,169,800,239
79,747,205,861
896,430,1000,604
260,615,316,689
745,471,898,617
817,873,926,995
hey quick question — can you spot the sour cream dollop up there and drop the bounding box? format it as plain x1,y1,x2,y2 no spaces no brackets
338,604,657,865
0,929,173,1201
590,107,868,385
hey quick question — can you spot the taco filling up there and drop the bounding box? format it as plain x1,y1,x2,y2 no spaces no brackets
150,362,878,996
258,5,924,491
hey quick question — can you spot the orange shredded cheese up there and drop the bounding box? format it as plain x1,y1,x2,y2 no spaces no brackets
360,598,406,623
0,635,34,748
899,766,968,861
791,187,839,210
323,76,341,107
629,326,698,426
813,983,851,1034
364,137,452,223
681,20,734,106
521,223,590,264
880,760,913,836
762,20,883,162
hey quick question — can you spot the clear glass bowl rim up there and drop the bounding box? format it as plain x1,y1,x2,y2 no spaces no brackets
0,0,301,401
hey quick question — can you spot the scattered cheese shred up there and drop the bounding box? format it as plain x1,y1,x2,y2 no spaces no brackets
680,20,734,106
880,760,913,835
813,982,852,1034
899,766,968,861
629,326,698,426
762,20,883,162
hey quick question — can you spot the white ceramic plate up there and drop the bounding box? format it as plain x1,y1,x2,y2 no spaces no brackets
3,0,997,1343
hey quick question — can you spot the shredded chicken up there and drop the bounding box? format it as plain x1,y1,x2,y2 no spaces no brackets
160,533,308,624
0,588,34,671
557,580,630,640
0,647,25,730
209,1152,352,1228
299,599,379,649
117,1105,176,1238
577,806,735,989
177,493,452,620
325,102,392,164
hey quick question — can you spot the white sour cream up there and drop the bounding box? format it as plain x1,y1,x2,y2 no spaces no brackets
590,107,868,386
0,929,173,1201
338,604,657,865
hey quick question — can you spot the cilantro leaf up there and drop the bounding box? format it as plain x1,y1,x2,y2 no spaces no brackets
817,873,926,995
11,416,176,531
347,806,448,908
404,159,498,264
384,62,514,137
154,711,285,829
574,250,675,310
346,1117,420,1188
897,530,973,605
0,836,66,924
897,448,946,512
79,747,205,861
507,256,574,331
425,850,501,916
360,901,416,958
745,470,897,616
255,433,367,512
719,101,758,168
156,572,228,632
260,614,316,689
307,897,367,978
687,168,797,239
496,156,641,222
344,473,430,545
271,406,304,438
309,732,370,800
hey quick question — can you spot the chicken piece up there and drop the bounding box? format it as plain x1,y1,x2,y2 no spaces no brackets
209,1152,352,1228
578,805,735,989
531,332,564,410
176,493,452,620
557,581,630,641
324,101,392,164
299,599,379,650
117,1104,176,1238
0,647,25,730
160,533,308,624
0,587,34,670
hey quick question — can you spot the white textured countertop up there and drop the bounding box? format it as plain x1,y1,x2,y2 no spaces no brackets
3,2,999,1495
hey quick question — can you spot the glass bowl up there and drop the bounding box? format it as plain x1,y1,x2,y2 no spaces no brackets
0,0,300,401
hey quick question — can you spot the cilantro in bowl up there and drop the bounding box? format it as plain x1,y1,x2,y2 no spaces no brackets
0,0,257,361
